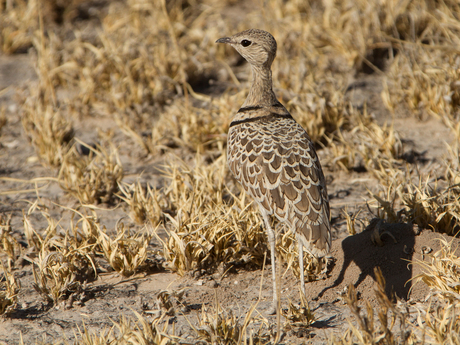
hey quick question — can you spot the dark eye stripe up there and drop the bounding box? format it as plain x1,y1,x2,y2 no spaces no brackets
241,39,252,47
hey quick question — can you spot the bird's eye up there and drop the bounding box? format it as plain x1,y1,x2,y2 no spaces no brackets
241,39,252,47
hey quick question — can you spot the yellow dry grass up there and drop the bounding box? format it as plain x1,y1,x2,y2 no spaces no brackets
0,213,21,269
0,260,20,315
97,219,152,277
22,209,97,305
20,84,75,168
117,180,166,225
325,106,403,173
371,163,460,235
68,312,181,345
282,290,316,337
58,141,124,204
154,154,267,275
412,237,460,301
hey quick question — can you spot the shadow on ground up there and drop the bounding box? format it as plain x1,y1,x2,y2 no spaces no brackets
311,220,423,304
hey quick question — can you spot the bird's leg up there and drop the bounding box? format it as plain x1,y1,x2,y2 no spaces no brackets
262,213,277,315
296,233,306,296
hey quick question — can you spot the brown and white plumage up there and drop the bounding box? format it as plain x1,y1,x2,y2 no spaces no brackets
217,29,331,312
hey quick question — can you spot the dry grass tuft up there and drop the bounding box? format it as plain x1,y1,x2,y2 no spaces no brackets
342,208,364,236
32,246,96,305
400,180,460,235
412,237,460,301
117,181,167,226
414,299,460,345
385,50,460,121
23,210,59,253
282,291,315,337
332,268,412,344
196,304,243,344
0,0,37,54
110,312,180,345
332,266,460,344
325,107,403,173
58,141,123,204
372,166,460,235
149,98,229,155
23,209,98,305
150,289,188,318
0,213,21,269
74,311,180,345
287,92,350,146
21,86,75,168
0,260,20,315
97,219,152,277
195,299,270,345
155,154,267,276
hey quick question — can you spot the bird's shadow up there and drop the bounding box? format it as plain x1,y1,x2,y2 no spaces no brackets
317,220,417,301
312,314,336,329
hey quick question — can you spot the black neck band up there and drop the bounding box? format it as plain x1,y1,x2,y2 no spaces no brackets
229,113,293,128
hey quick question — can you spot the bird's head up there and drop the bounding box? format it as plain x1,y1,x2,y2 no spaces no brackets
216,29,277,68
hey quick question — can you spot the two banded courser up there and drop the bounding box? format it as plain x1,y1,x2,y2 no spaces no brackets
216,29,331,313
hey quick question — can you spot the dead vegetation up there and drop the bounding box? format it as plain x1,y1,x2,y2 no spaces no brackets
20,85,75,168
58,141,124,205
67,312,181,345
0,260,20,315
331,268,412,344
413,237,460,300
1,0,460,343
371,162,460,235
331,267,460,345
195,300,271,345
97,219,152,277
154,154,268,276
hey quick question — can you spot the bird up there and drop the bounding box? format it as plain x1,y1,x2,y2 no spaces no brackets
216,29,331,313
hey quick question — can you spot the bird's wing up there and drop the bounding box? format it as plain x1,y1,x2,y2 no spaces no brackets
227,116,331,256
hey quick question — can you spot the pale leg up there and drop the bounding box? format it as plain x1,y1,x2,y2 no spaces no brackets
296,233,306,296
262,212,277,315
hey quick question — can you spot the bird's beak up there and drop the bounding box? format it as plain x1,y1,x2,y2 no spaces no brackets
216,37,233,44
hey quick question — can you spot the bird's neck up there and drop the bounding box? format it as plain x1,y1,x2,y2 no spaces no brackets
242,65,277,108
